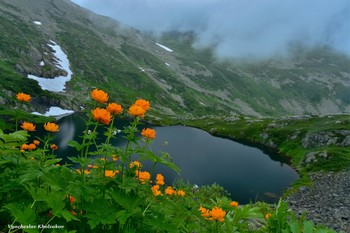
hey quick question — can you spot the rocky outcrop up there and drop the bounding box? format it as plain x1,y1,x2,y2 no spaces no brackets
286,170,350,233
302,130,350,148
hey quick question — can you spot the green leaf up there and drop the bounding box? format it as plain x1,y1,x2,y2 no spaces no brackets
85,198,119,229
68,140,84,151
289,221,301,233
0,130,29,143
3,203,38,233
44,158,62,166
303,221,315,233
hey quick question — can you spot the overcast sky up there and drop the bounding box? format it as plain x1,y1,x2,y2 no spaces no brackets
70,0,349,59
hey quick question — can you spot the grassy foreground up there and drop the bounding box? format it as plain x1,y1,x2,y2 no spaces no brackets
0,90,339,232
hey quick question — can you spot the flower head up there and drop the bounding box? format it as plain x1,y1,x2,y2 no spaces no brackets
199,206,210,219
44,122,59,132
69,195,76,204
165,186,176,195
230,201,239,207
156,174,165,186
27,143,36,151
265,213,272,220
209,207,226,222
177,190,185,196
135,99,150,111
137,171,151,184
16,92,31,102
92,108,112,125
21,144,29,151
90,88,109,104
107,103,123,115
105,170,119,178
128,104,146,118
20,122,36,131
50,144,58,150
141,128,156,140
33,140,40,145
130,161,142,169
151,185,162,196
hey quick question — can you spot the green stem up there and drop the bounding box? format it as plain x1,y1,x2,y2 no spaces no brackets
40,216,56,233
83,123,98,158
8,218,18,233
105,115,116,145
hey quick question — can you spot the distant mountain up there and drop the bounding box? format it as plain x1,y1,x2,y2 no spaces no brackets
1,0,349,119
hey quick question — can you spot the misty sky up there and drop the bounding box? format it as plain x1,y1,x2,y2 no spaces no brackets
70,0,349,58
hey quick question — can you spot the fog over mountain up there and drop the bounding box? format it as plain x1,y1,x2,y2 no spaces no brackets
70,0,350,59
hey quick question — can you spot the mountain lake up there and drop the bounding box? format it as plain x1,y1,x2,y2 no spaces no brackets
37,113,299,204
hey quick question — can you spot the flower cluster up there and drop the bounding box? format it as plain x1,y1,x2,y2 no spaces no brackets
128,99,150,118
90,89,124,125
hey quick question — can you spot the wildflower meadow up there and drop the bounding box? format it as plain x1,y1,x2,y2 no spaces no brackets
0,89,337,232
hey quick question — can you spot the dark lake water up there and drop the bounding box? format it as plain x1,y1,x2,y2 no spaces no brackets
42,114,299,204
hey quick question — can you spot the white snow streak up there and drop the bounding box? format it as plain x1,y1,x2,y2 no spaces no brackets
27,40,73,92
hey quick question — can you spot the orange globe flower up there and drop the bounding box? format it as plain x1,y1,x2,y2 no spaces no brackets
20,122,36,131
128,104,146,118
130,161,142,169
156,173,165,186
230,201,239,207
69,195,76,204
141,128,156,140
177,190,185,196
209,207,226,222
107,103,123,115
50,144,58,150
135,99,150,111
44,122,59,132
90,88,109,104
105,170,119,178
27,143,36,151
21,144,29,151
16,92,31,102
137,171,151,184
33,140,40,145
151,185,162,196
265,213,272,220
165,186,176,195
199,206,210,219
92,108,112,125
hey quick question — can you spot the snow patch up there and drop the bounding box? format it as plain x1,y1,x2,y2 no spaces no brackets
32,106,74,117
33,21,42,25
139,67,145,72
40,61,45,66
27,40,73,92
156,43,173,52
165,62,170,66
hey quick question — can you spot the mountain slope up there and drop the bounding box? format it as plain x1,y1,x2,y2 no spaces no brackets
0,0,349,118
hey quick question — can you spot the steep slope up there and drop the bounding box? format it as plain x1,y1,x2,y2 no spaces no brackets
0,0,349,118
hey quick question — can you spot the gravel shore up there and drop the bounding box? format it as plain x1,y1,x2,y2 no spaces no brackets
286,170,350,233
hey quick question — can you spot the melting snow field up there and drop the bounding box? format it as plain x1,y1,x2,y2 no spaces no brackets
32,107,74,117
27,40,72,92
156,43,173,52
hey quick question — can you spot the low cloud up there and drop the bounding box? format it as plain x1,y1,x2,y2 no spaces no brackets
71,0,349,59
